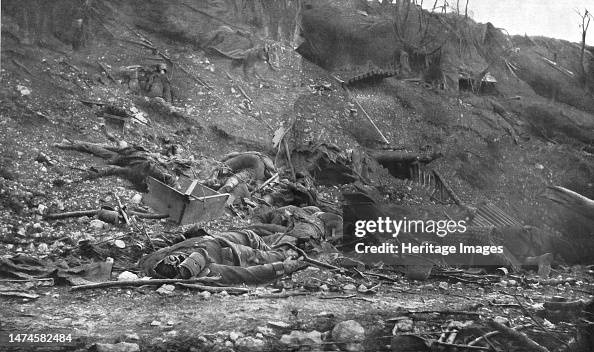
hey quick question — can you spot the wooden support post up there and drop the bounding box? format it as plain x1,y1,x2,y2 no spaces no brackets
433,170,463,205
330,74,389,144
347,89,390,144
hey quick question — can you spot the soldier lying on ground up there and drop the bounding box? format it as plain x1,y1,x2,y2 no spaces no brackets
138,229,307,285
55,140,180,191
139,206,343,284
252,205,343,247
116,63,173,102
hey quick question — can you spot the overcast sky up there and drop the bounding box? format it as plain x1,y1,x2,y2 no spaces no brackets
423,0,594,45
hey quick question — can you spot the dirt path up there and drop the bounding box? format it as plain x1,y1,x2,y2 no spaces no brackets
2,269,590,351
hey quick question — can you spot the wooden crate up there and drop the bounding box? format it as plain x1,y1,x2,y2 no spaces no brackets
143,176,229,225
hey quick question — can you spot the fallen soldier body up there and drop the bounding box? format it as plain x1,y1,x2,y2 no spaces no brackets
138,230,306,285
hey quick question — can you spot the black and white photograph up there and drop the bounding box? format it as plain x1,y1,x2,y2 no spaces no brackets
0,0,593,351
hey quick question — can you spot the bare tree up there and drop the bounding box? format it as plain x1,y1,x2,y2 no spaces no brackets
577,8,592,85
464,0,469,19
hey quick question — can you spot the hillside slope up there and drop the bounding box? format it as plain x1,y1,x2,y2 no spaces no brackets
1,1,593,351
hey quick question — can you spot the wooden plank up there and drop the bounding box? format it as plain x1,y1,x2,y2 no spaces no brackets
181,194,228,225
178,176,218,197
143,177,187,223
144,177,228,225
185,180,199,196
190,183,219,197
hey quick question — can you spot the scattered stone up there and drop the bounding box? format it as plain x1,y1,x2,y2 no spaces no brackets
224,340,234,347
267,321,291,329
342,284,357,292
200,291,211,299
156,284,175,295
333,320,365,351
150,320,162,327
90,219,108,230
256,326,275,337
17,85,31,96
59,318,73,326
123,333,140,341
438,281,449,290
93,342,140,352
131,194,143,204
320,284,329,291
214,337,225,344
114,239,126,249
229,331,243,342
493,316,509,325
279,330,322,348
36,153,55,166
392,318,414,333
316,312,334,318
37,204,47,214
235,337,265,352
117,271,139,281
37,243,49,253
357,284,378,294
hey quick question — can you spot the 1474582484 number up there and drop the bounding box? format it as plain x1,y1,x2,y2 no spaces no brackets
0,332,74,346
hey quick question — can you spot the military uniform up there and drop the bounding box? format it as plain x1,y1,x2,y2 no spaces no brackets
139,230,304,285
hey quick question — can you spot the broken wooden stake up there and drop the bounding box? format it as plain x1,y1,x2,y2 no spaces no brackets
12,58,33,75
70,277,221,291
284,139,296,182
345,87,390,144
329,74,389,144
254,172,279,192
486,320,551,352
544,185,594,220
432,170,463,205
178,283,250,294
97,61,117,83
45,209,168,220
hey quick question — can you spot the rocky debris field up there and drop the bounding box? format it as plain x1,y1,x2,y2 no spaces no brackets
1,1,594,351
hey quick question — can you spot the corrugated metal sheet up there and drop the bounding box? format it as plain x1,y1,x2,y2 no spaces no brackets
471,203,522,228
